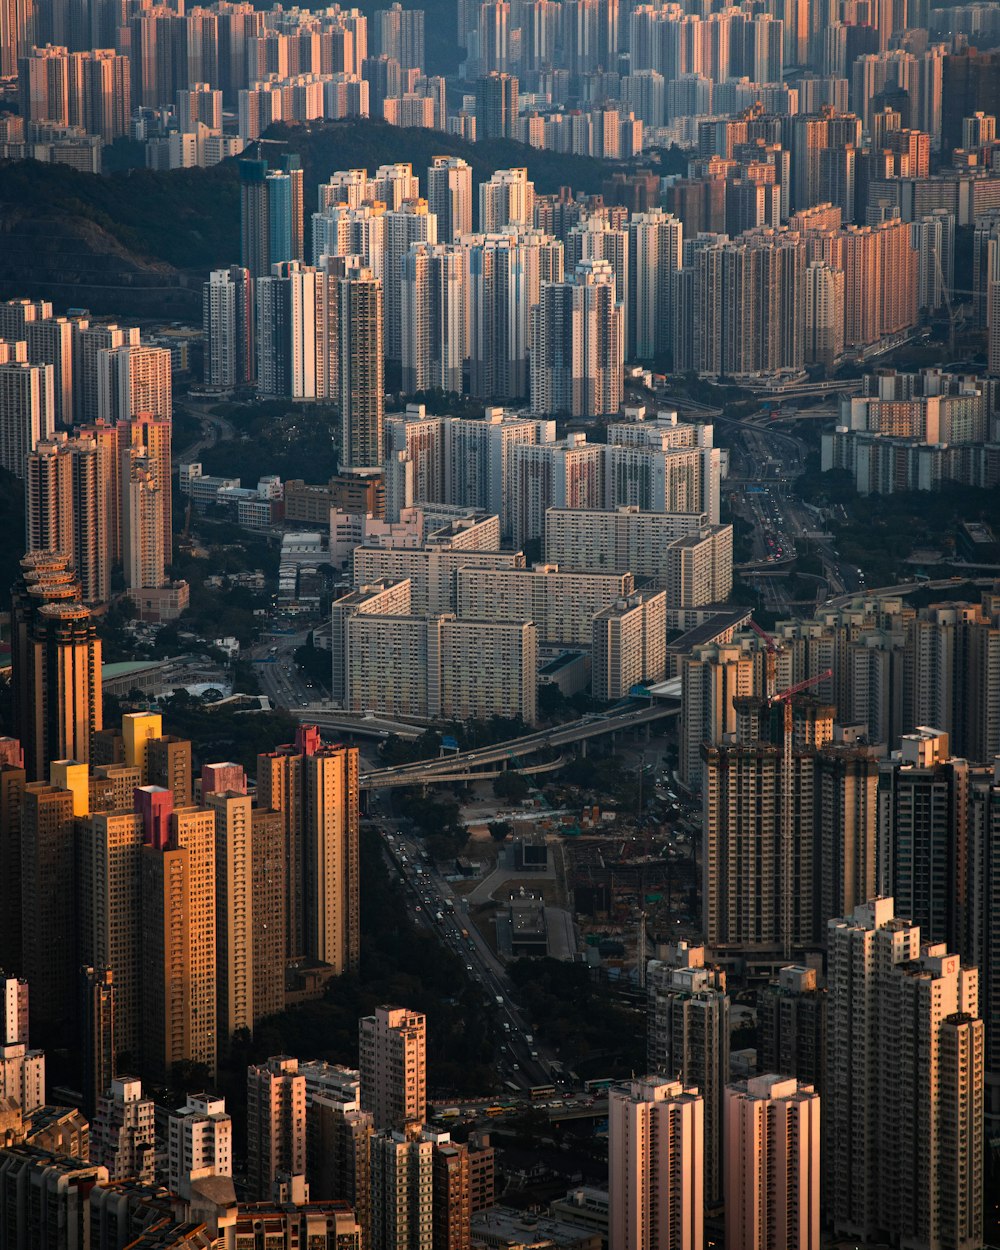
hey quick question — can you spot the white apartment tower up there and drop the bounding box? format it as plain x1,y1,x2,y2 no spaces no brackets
384,199,437,363
530,259,624,419
203,266,255,389
371,1129,434,1250
92,1076,156,1184
0,972,44,1115
167,1092,233,1198
0,341,55,479
826,899,984,1250
628,208,682,360
427,156,473,243
359,1005,427,1131
478,168,535,233
724,1075,820,1250
608,1077,704,1250
400,243,467,396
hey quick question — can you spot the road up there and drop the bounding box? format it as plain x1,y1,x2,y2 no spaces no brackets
368,802,562,1093
172,394,238,465
248,628,315,710
359,703,680,789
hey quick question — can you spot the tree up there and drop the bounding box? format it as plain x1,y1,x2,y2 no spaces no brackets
488,820,511,842
493,771,530,802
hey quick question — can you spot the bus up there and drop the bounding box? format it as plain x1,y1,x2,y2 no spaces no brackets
504,1080,521,1095
529,1085,556,1100
584,1077,614,1093
485,1105,504,1117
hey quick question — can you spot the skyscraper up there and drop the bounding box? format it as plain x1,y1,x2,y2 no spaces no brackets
878,728,968,949
826,898,984,1249
474,70,517,140
646,946,729,1209
530,258,624,418
79,966,115,1121
247,1055,308,1201
167,1093,233,1199
203,266,255,389
427,156,473,244
627,207,682,360
139,788,217,1083
207,790,255,1056
0,341,55,479
370,1128,434,1250
478,168,534,233
608,1077,704,1250
338,266,384,470
241,157,305,279
724,1075,820,1250
359,1005,427,1131
757,966,825,1092
400,243,467,395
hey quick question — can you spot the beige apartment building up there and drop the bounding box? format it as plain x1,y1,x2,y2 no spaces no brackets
359,1005,427,1132
246,1055,308,1201
353,545,524,615
608,1077,704,1250
826,899,984,1249
724,1075,821,1250
339,598,537,723
456,564,634,646
591,590,667,701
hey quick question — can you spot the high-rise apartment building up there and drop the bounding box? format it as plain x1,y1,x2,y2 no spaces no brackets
510,434,603,548
302,745,360,975
78,809,144,1073
167,1092,233,1199
429,1132,472,1250
969,758,1000,1136
427,157,473,243
11,553,102,781
385,202,440,368
0,972,44,1117
646,946,729,1209
530,259,624,419
826,898,984,1249
80,965,115,1121
371,1128,434,1250
627,208,682,360
97,344,172,423
118,413,172,568
139,789,217,1083
203,266,255,389
724,1075,821,1250
251,806,287,1025
255,260,328,400
207,790,255,1055
0,342,55,479
878,727,968,949
478,167,534,233
92,1077,156,1184
360,1005,427,1131
375,3,424,69
339,265,384,470
591,590,667,701
25,315,75,428
240,157,305,278
757,966,826,1092
608,1077,704,1250
257,726,314,964
247,1055,308,1201
400,242,467,396
474,71,518,140
19,781,76,1035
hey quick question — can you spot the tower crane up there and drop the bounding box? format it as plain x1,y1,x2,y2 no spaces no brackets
748,618,832,959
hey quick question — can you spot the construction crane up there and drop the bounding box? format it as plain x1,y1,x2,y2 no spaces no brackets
749,618,832,958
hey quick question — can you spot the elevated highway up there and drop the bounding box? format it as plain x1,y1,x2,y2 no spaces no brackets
358,701,680,790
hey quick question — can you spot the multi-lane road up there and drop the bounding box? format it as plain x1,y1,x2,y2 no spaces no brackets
369,803,564,1094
